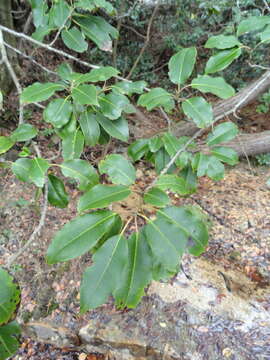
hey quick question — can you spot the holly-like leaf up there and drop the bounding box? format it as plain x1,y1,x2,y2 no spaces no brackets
99,92,130,120
137,88,174,112
168,47,197,85
127,139,149,161
0,137,14,155
72,84,98,105
211,146,238,165
205,35,241,49
48,174,69,208
156,174,189,195
10,124,38,142
61,27,88,53
78,184,131,212
47,210,121,264
205,48,242,74
62,129,84,161
21,82,65,103
98,154,136,185
114,231,153,309
96,114,129,141
182,97,213,128
237,16,270,36
61,159,99,191
143,187,170,207
0,321,21,360
80,234,127,312
207,122,238,146
44,98,72,128
79,111,100,146
191,75,235,99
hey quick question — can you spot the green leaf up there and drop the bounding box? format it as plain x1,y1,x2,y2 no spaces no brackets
73,66,119,83
98,154,136,185
75,0,115,15
179,166,197,194
168,47,197,85
96,114,129,141
21,82,65,103
10,124,37,142
57,63,73,81
205,48,242,74
56,114,77,139
156,174,189,195
62,129,84,160
61,159,99,191
99,93,130,120
127,139,149,161
31,25,53,42
50,0,70,27
114,231,152,309
0,137,14,155
48,174,69,208
161,133,191,168
191,75,235,99
207,122,238,146
44,98,72,128
112,81,147,95
61,27,88,53
72,84,98,105
237,16,270,36
0,268,20,326
30,0,49,27
12,158,49,187
46,210,121,264
80,234,127,312
0,321,21,360
259,25,270,44
75,15,118,51
206,156,225,181
211,146,238,165
148,136,163,152
137,88,174,112
11,158,32,184
78,184,131,212
193,153,209,177
205,35,241,49
143,187,170,207
154,148,176,174
182,97,213,128
79,111,100,146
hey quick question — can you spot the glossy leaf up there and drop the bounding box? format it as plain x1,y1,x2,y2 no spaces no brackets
0,137,14,155
44,98,72,128
211,146,238,165
96,114,129,141
207,122,238,146
78,184,131,212
156,174,189,195
191,75,235,99
182,97,213,128
72,84,98,105
205,48,242,74
137,88,174,112
47,210,121,264
61,27,88,53
74,66,119,83
61,159,99,191
62,129,84,160
113,80,147,95
11,158,32,184
57,114,77,139
10,124,37,142
205,35,241,49
148,136,163,152
143,187,170,207
12,158,49,187
79,111,100,146
237,16,270,36
168,47,197,85
206,156,225,181
127,139,149,161
99,154,136,185
99,92,130,120
0,268,20,326
50,0,70,27
75,0,115,15
0,321,21,360
21,82,65,103
114,231,152,309
162,132,190,168
48,174,69,208
80,234,127,312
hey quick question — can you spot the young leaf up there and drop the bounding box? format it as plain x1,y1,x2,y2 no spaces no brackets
211,146,238,165
61,27,88,53
48,174,69,208
113,80,147,95
205,35,241,49
79,111,100,146
207,122,238,146
191,75,235,99
21,82,65,103
182,97,213,128
168,47,197,85
72,84,98,105
80,234,127,312
10,124,38,142
62,129,84,161
156,174,189,195
99,92,130,120
61,159,99,191
78,184,131,212
0,321,21,360
43,98,72,128
114,231,153,309
98,154,136,185
0,137,14,155
50,0,70,27
46,210,121,264
143,187,170,207
237,16,270,36
96,114,129,141
205,48,242,74
127,139,149,161
137,88,174,112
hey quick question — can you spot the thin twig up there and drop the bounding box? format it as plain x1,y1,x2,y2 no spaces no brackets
0,29,24,124
263,0,270,12
248,61,270,71
121,24,146,40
